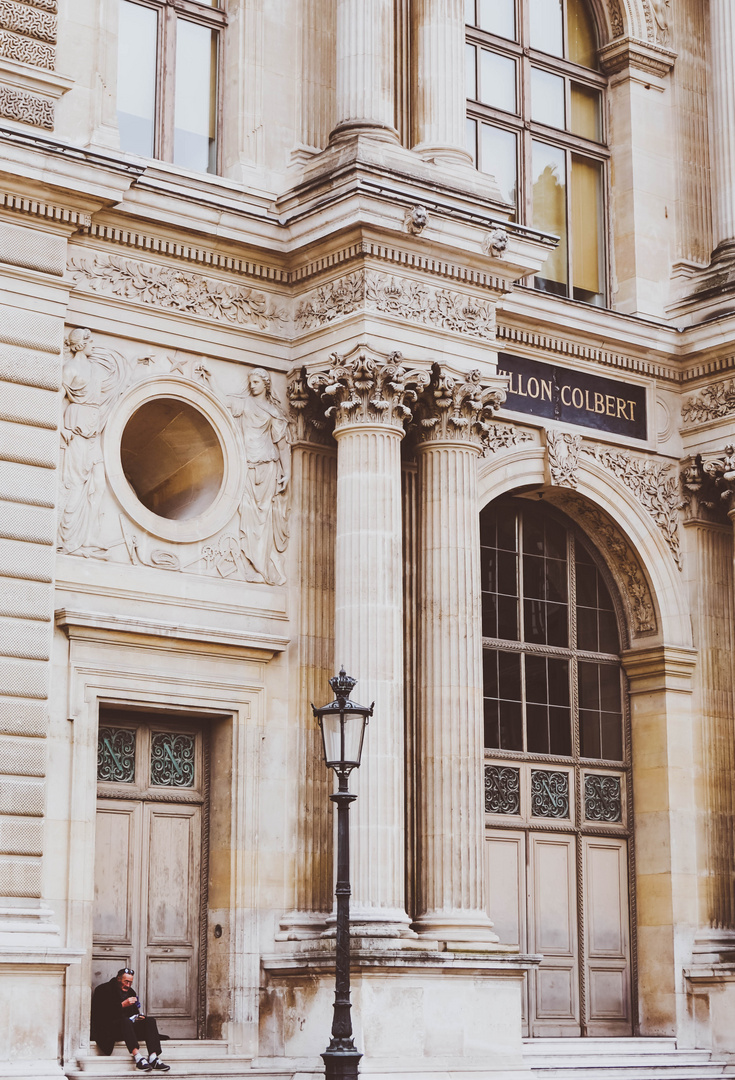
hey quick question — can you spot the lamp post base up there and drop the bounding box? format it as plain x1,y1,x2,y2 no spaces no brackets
322,1041,362,1080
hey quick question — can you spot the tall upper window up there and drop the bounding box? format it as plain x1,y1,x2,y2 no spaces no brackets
466,0,607,306
117,0,224,174
481,500,624,761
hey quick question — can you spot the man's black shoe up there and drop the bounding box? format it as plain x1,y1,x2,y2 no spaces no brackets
152,1060,170,1072
135,1058,152,1071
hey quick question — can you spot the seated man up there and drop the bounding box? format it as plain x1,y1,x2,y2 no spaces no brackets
91,967,170,1072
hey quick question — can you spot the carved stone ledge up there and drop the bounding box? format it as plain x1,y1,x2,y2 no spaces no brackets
0,55,71,130
598,35,676,79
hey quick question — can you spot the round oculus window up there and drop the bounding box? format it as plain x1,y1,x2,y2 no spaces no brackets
120,398,225,521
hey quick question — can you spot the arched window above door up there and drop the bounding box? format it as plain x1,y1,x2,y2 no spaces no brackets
466,0,608,306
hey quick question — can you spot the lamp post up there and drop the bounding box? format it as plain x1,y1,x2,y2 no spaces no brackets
312,669,373,1080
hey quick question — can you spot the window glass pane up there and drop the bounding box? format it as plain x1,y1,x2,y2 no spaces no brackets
549,707,572,755
466,0,476,26
571,82,602,140
480,125,517,211
529,0,563,56
531,67,565,129
478,0,516,39
601,712,623,760
532,140,568,294
567,0,599,68
466,43,477,99
174,19,217,173
580,709,601,757
117,0,157,158
571,154,603,304
479,50,517,113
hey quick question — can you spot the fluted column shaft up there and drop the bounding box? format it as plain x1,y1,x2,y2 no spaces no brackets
411,0,471,163
333,421,409,930
332,0,397,138
413,438,496,940
308,353,430,936
709,0,735,252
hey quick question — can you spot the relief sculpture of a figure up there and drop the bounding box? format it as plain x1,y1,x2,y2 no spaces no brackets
227,367,291,586
58,328,128,555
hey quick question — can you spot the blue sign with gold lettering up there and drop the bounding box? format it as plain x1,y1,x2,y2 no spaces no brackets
497,352,647,440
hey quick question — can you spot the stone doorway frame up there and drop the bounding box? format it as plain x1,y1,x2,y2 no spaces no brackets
56,611,286,1067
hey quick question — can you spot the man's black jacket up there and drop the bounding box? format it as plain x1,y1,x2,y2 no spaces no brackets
91,977,141,1055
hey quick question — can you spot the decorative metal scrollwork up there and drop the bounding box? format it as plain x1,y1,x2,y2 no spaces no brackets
585,774,622,822
97,727,136,783
485,765,521,815
150,733,195,787
531,770,570,818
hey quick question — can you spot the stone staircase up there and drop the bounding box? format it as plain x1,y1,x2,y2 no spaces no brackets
66,1042,257,1078
523,1038,734,1080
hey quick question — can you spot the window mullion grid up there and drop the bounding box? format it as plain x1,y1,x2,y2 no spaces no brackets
157,4,177,163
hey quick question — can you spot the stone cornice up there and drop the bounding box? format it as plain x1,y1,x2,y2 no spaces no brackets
599,36,676,78
620,645,697,692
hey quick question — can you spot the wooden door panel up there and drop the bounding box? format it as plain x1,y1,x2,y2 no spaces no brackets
145,807,199,945
583,838,631,1033
93,802,141,943
486,831,528,1034
529,834,579,1035
147,958,193,1017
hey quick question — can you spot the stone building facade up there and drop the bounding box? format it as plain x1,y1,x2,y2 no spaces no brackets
2,0,735,1077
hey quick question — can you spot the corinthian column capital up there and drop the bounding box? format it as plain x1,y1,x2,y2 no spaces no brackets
308,350,431,433
414,363,507,449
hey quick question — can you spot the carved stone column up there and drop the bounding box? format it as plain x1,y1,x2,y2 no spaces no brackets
308,351,429,936
708,0,735,259
278,373,337,937
412,365,505,942
411,0,471,165
681,451,735,959
331,0,398,141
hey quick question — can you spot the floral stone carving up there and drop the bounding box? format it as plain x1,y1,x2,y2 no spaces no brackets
414,363,506,449
546,429,582,488
307,350,431,431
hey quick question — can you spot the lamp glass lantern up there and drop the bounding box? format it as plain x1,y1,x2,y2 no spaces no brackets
313,669,372,775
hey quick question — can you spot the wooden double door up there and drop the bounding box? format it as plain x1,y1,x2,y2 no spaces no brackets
92,714,206,1037
485,766,632,1037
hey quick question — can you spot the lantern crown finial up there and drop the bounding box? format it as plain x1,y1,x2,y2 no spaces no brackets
329,667,357,700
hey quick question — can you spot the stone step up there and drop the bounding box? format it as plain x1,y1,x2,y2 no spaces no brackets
523,1036,732,1080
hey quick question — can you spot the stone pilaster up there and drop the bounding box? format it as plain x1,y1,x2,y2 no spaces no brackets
708,0,735,257
331,0,398,140
278,373,337,937
411,0,471,165
412,365,505,943
308,351,429,936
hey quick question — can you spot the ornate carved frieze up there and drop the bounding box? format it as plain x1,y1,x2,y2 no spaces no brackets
57,328,292,587
681,449,735,520
482,423,533,455
414,363,506,449
581,444,682,570
682,379,735,426
607,0,624,36
68,254,288,332
0,84,52,126
295,269,498,341
552,495,656,635
546,429,582,488
307,350,430,432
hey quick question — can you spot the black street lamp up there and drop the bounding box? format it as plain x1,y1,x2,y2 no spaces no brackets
312,669,373,1080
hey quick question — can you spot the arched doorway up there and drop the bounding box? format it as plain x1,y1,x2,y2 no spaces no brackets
481,496,633,1037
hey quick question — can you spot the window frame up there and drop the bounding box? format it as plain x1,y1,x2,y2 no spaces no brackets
466,0,610,306
117,0,226,174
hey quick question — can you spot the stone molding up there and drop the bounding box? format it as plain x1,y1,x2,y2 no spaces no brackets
414,362,506,450
0,0,62,129
621,644,697,693
68,253,289,332
599,34,676,78
581,444,682,570
0,190,90,228
307,349,431,433
296,268,499,341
